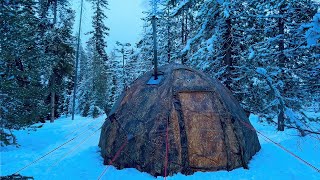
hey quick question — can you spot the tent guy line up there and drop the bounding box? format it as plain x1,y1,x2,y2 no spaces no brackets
46,125,103,172
97,140,128,180
98,116,320,178
64,118,97,139
239,120,320,173
10,114,319,178
12,123,103,175
99,64,319,178
9,77,319,177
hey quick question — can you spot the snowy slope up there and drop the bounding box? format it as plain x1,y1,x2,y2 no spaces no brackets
1,114,320,179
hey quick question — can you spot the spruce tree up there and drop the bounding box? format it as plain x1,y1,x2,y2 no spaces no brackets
0,0,47,128
87,0,110,117
247,0,318,131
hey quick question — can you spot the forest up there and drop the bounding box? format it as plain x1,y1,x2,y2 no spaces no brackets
1,0,319,145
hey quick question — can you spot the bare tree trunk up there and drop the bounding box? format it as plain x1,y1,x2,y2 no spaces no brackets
50,91,55,123
50,0,58,123
223,18,233,90
53,0,57,24
278,103,285,131
122,50,126,87
278,3,285,131
167,7,171,63
40,0,49,19
181,8,185,64
72,0,84,120
185,9,188,44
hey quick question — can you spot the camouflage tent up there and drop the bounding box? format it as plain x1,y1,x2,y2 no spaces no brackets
99,64,261,176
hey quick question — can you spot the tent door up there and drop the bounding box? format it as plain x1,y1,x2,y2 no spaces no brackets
178,92,227,169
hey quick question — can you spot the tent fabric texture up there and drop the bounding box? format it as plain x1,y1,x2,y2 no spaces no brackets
99,63,261,176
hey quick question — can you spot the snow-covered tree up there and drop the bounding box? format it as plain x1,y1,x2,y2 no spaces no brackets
0,0,47,129
137,0,319,133
1,0,76,145
80,0,110,117
246,0,318,131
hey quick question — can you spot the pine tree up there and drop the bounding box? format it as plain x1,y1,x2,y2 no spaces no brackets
0,0,47,129
77,43,94,117
38,0,75,122
1,0,76,145
87,0,110,117
136,23,154,67
115,41,132,89
54,2,76,117
137,0,319,133
246,0,318,131
105,50,120,114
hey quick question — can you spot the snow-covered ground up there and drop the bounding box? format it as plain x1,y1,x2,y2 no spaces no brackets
1,114,319,179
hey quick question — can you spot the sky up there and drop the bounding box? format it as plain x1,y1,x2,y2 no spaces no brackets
72,0,149,52
72,0,319,52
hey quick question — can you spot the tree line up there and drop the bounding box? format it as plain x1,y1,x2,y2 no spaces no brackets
0,0,111,145
1,0,319,145
135,0,320,133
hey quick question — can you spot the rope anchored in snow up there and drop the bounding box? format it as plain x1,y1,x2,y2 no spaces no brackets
64,118,97,139
13,136,78,175
239,120,320,173
13,121,102,175
47,126,103,172
97,140,128,180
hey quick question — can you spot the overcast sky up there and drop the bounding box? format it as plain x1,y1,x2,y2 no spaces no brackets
72,0,148,52
73,0,319,52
